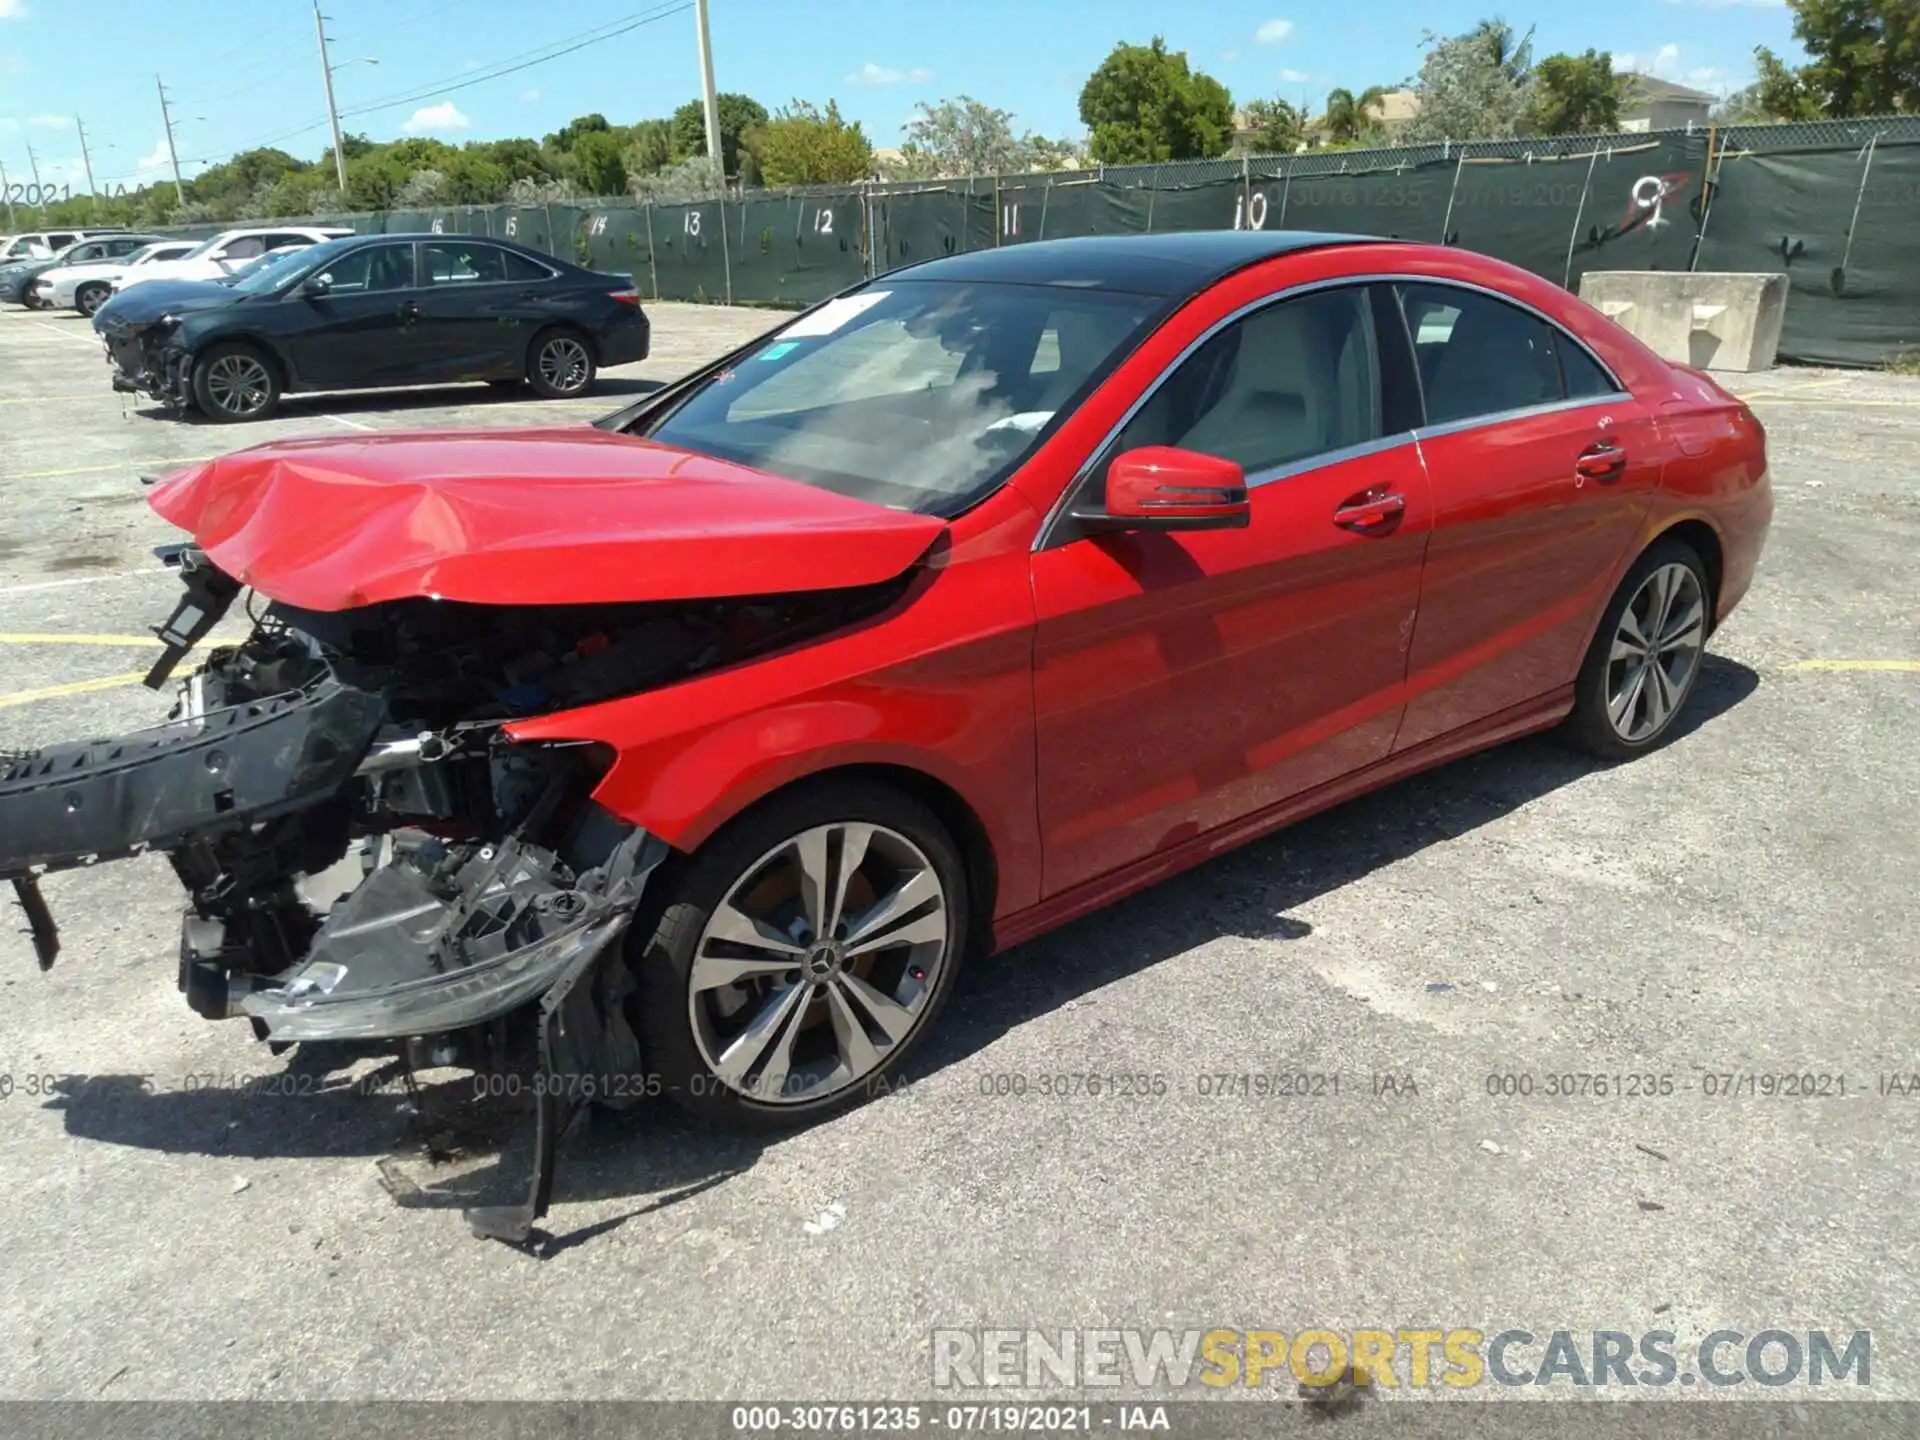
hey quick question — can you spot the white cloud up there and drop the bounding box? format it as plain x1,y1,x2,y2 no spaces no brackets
1277,67,1313,83
518,88,540,102
401,100,470,135
1255,19,1294,44
847,61,932,85
1222,49,1240,63
135,137,175,177
0,1,29,19
27,113,67,128
1614,43,1682,79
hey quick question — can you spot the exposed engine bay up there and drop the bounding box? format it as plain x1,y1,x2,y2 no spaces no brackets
0,545,909,1244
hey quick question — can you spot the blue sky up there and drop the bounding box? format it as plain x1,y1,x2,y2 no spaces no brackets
0,0,1803,193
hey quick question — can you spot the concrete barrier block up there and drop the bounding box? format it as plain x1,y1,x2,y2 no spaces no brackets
1578,271,1789,373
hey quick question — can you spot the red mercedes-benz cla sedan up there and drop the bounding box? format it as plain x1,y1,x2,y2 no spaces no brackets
1,233,1770,1238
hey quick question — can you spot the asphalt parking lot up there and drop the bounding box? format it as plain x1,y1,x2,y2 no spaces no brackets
0,300,1916,1412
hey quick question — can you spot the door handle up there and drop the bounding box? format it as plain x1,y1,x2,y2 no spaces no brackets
1332,489,1406,534
1576,440,1628,481
397,299,422,321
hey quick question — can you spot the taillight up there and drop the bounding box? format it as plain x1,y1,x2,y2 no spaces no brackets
608,288,641,306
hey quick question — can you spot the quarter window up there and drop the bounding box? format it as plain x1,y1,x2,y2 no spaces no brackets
1115,285,1383,476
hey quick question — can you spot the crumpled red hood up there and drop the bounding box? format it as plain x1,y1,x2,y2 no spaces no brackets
147,427,946,611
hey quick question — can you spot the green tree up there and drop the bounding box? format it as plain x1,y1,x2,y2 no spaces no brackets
1399,18,1537,142
1753,0,1915,118
625,117,675,175
1239,97,1306,153
1321,85,1387,144
901,95,1068,176
752,99,874,185
472,137,555,182
543,113,611,151
1078,37,1235,164
670,93,771,176
569,130,630,195
1530,49,1627,133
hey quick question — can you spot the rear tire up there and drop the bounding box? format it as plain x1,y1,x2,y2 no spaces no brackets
191,342,281,423
526,327,596,399
629,779,967,1130
76,283,111,317
1561,537,1712,761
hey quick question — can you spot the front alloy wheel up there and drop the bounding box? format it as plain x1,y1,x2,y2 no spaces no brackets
632,781,967,1127
192,344,280,422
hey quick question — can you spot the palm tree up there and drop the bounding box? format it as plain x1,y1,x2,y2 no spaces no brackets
1323,85,1388,144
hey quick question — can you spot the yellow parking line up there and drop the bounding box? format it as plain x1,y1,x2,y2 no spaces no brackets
0,671,149,709
1788,660,1920,671
0,633,162,647
7,457,213,481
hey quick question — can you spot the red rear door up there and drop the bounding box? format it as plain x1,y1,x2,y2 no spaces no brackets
1391,281,1665,751
1029,281,1432,898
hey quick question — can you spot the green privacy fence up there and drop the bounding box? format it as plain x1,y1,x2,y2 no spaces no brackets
212,115,1920,366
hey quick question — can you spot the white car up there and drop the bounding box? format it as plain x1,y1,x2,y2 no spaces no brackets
1,228,127,260
113,225,352,292
34,239,200,316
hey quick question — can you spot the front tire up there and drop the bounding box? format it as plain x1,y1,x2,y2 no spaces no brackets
526,327,596,399
1561,538,1711,760
630,779,967,1129
191,342,280,423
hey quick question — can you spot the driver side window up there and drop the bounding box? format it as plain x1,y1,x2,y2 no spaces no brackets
1115,286,1383,478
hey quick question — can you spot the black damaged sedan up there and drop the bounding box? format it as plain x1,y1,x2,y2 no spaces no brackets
93,233,651,422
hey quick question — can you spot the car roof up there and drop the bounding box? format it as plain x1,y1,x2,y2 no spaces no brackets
889,231,1378,298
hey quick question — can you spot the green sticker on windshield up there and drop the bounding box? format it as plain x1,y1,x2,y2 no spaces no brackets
760,341,799,361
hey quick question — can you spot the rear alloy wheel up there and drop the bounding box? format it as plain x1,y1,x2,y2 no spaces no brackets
76,283,111,317
1563,539,1710,760
527,329,596,399
631,781,967,1128
191,343,280,423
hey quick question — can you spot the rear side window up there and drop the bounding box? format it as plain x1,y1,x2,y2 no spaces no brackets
1398,283,1562,425
500,250,552,282
424,242,514,284
1116,285,1382,476
1556,336,1620,399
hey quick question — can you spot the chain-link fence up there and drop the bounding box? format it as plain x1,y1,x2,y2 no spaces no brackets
178,114,1920,365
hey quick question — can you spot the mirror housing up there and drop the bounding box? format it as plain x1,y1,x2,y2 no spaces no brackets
1071,446,1251,533
299,272,333,298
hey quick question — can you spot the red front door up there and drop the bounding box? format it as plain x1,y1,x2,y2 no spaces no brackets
1028,282,1432,898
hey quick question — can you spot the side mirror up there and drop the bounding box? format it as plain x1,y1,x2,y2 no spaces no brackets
300,273,333,298
1071,446,1251,533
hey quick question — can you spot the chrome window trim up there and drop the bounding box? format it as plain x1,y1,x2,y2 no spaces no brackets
1032,269,1631,552
1243,431,1418,489
1414,391,1631,442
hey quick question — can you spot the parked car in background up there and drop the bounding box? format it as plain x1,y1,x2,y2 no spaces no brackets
112,226,352,293
1,228,127,261
94,232,650,421
33,238,195,315
1,232,159,306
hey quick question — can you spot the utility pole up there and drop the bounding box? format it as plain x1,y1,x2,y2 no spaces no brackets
694,0,723,176
75,115,99,198
314,1,348,192
156,75,186,204
23,137,42,195
0,160,15,227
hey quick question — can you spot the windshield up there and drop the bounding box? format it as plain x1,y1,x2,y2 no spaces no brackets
225,246,318,293
644,280,1162,515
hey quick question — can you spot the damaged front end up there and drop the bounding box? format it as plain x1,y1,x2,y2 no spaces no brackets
2,545,903,1243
